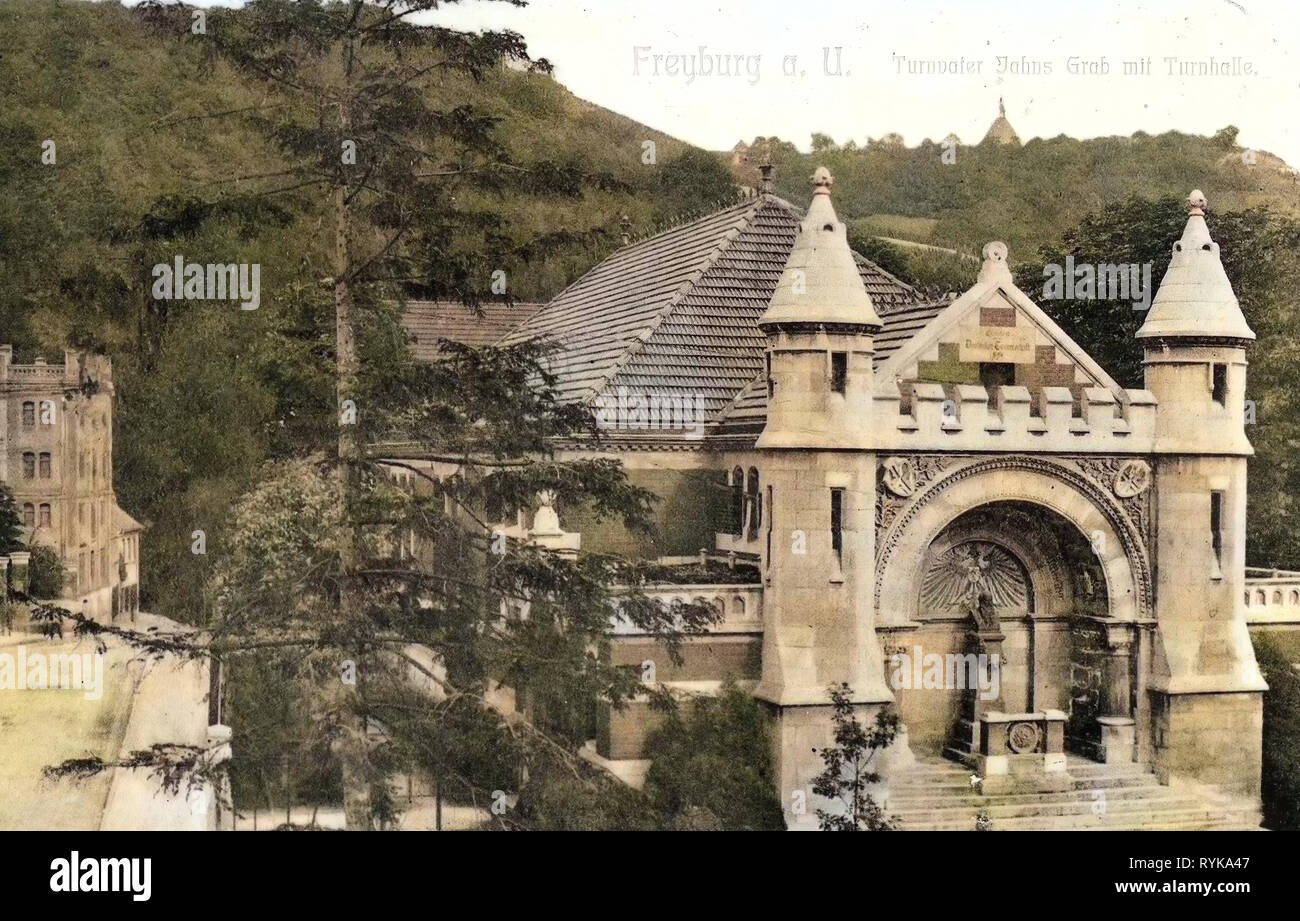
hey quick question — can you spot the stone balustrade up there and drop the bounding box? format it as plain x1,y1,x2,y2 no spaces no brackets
611,582,763,636
1244,568,1300,624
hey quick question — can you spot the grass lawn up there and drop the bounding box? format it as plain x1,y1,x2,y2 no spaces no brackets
0,636,138,830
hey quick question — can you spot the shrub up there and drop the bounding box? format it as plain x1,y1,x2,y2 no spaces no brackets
26,544,65,600
1254,633,1300,829
643,682,786,830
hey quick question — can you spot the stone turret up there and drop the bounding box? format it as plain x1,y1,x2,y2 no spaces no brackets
757,168,881,448
1139,189,1265,798
1139,190,1253,454
754,168,897,827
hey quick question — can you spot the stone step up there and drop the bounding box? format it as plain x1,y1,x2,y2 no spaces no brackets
898,807,1261,831
894,759,1149,780
889,773,1162,795
893,795,1212,821
885,785,1183,810
884,756,1260,831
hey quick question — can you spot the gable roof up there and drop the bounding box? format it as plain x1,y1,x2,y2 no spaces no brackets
500,193,928,426
402,301,543,360
875,242,1126,397
711,242,1129,438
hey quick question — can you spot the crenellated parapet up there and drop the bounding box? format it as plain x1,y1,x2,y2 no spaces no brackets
872,381,1156,453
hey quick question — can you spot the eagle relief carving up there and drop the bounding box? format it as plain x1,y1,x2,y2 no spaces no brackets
922,541,1029,627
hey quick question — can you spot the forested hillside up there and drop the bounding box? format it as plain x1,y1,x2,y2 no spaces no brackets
2,0,1299,625
0,0,735,618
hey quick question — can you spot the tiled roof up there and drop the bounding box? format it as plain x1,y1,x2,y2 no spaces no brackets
402,301,543,360
710,297,950,436
501,194,928,429
113,505,144,534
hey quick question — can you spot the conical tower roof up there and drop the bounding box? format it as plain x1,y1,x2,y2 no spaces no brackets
758,167,883,330
1137,190,1254,342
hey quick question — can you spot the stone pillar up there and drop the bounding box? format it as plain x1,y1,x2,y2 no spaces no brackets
8,551,30,595
1096,623,1137,763
948,628,1005,757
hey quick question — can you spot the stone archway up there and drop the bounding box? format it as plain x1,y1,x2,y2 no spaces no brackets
877,458,1148,626
876,458,1149,760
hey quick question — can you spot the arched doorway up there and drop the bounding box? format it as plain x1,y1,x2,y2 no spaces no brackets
877,461,1148,761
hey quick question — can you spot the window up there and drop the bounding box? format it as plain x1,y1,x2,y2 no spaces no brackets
766,352,774,398
830,352,848,394
1210,491,1224,576
22,401,35,426
39,504,51,527
765,485,773,571
22,504,34,528
38,452,51,478
730,467,745,536
1212,363,1228,406
746,467,761,541
22,453,35,478
979,362,1015,391
830,488,845,567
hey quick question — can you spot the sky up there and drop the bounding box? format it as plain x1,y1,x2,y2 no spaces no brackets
181,0,1300,165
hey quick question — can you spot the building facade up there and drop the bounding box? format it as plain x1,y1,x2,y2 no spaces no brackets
0,346,141,619
394,174,1283,828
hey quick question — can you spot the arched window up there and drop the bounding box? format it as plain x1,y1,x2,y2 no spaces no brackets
38,452,51,478
1290,590,1299,606
22,504,35,528
730,466,745,536
21,402,35,426
1256,590,1267,605
38,503,51,527
1274,591,1284,605
746,467,761,541
22,452,35,479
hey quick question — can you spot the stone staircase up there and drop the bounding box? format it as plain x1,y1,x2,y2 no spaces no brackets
885,756,1262,831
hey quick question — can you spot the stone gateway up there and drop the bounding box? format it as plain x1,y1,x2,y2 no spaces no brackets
392,171,1272,829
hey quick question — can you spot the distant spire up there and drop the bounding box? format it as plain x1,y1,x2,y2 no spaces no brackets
983,98,1020,146
1137,189,1254,343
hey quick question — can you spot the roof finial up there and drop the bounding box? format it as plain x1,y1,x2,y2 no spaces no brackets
759,159,774,194
999,96,1006,117
1188,189,1207,216
977,241,1012,284
811,166,833,194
